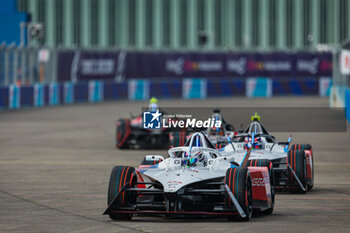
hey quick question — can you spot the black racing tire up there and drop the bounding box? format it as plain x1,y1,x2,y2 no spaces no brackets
107,166,137,220
140,158,163,166
247,159,274,214
291,144,314,190
225,167,253,221
288,150,307,194
291,144,312,151
116,119,130,149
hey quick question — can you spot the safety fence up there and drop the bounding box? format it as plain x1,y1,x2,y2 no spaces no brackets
0,77,331,110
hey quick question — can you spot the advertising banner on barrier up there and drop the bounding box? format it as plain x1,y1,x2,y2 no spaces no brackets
340,49,350,75
57,51,333,81
57,50,126,82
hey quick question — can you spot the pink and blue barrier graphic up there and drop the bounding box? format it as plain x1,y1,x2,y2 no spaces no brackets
128,79,149,100
9,84,20,109
49,83,60,105
89,80,103,102
34,83,44,107
64,82,74,104
246,78,272,98
183,79,207,99
319,78,332,97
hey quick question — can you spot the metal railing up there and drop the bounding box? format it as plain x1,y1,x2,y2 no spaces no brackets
0,44,56,86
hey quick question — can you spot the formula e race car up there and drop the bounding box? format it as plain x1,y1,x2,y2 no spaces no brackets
104,131,274,221
206,108,236,149
116,112,170,149
223,113,314,194
115,97,182,149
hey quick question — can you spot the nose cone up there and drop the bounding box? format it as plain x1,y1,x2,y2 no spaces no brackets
144,167,225,193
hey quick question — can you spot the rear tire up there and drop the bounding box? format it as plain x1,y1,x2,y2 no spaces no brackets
288,150,307,194
116,119,130,149
107,166,136,220
225,167,253,221
291,144,314,191
169,131,187,147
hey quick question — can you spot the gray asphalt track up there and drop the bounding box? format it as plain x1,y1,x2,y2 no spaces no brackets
0,97,349,233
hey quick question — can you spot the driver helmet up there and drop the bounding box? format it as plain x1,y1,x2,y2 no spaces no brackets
244,136,262,149
148,97,159,112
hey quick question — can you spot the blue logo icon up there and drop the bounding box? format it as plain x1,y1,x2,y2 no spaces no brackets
143,109,162,129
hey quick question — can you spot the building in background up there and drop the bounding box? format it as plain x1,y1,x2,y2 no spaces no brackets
16,0,350,50
0,0,29,46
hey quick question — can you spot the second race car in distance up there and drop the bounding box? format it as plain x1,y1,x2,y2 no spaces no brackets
223,113,314,194
116,97,187,149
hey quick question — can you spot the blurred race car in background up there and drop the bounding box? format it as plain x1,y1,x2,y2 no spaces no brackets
105,131,274,221
115,97,168,149
206,108,236,149
115,97,188,149
223,113,314,194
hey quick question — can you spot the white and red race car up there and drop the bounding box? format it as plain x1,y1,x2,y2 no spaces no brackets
104,131,274,221
223,114,314,194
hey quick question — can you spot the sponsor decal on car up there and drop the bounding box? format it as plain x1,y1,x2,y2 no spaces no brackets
251,177,269,187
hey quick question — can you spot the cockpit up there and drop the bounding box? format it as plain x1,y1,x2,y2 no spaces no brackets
168,132,220,167
233,113,275,149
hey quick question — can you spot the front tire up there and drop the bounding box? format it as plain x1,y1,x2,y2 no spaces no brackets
107,166,136,220
225,167,253,221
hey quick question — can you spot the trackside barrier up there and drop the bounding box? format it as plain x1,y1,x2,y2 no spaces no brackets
64,82,74,104
150,80,182,98
49,83,60,105
0,87,9,108
330,85,347,107
21,86,33,106
89,80,104,102
272,78,319,96
246,78,272,98
319,77,332,97
9,84,20,109
0,78,333,110
346,88,350,124
34,83,44,107
128,79,150,100
183,78,207,99
104,82,128,100
207,79,245,97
